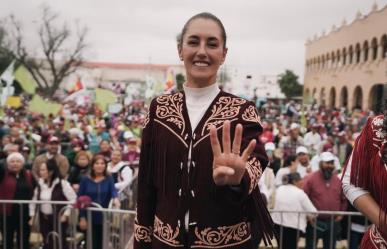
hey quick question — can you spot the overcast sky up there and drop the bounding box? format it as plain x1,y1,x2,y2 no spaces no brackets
1,0,387,82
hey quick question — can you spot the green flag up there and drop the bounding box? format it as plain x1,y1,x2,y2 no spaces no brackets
14,65,38,94
28,95,62,116
95,88,117,112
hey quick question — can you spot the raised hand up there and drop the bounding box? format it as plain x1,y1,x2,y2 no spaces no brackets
209,120,256,186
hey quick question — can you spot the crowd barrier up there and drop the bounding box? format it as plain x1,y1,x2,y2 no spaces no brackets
0,200,367,249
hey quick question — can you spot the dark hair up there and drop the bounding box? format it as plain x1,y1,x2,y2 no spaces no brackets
282,172,302,185
90,154,108,178
178,12,227,49
383,99,387,164
45,159,62,187
284,155,297,167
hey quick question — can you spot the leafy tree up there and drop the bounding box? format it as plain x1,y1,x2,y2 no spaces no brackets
1,6,88,97
278,69,303,98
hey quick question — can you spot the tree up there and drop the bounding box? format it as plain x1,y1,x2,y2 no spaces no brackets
1,6,88,97
175,73,185,91
0,26,13,74
277,69,303,98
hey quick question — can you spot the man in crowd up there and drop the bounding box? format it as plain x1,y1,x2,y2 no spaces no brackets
279,122,304,160
303,152,347,249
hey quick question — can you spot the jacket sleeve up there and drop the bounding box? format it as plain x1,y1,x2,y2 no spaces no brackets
134,99,157,249
239,103,268,199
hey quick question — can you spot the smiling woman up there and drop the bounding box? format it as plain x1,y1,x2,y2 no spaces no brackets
134,12,275,249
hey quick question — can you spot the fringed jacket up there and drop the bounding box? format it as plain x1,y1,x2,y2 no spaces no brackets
134,91,274,249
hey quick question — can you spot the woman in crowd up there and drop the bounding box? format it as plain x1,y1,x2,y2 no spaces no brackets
272,172,317,249
0,152,34,249
134,12,274,249
78,154,119,249
108,149,133,209
275,155,298,187
68,150,91,192
29,159,77,249
342,104,386,248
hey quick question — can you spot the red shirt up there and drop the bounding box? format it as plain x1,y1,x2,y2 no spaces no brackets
303,171,347,218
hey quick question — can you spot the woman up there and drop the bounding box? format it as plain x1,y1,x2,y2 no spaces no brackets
274,155,298,187
0,152,34,249
78,154,119,249
342,106,387,248
272,172,317,249
29,159,77,249
108,149,133,209
68,150,91,192
134,12,274,249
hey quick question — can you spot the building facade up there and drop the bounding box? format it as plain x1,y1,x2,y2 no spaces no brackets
303,3,387,112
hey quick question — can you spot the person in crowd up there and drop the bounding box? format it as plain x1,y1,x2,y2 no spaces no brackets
108,149,133,209
272,172,317,249
303,151,348,249
279,122,304,160
134,12,274,249
0,152,34,249
275,155,298,187
32,136,70,179
68,150,91,192
342,109,386,248
333,131,353,165
264,142,281,175
98,139,112,162
310,143,341,173
295,146,312,178
65,138,85,167
303,123,322,156
29,159,77,249
78,154,119,249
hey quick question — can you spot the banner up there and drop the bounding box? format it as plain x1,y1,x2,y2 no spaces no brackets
95,88,117,112
14,65,38,94
6,96,22,108
28,95,62,116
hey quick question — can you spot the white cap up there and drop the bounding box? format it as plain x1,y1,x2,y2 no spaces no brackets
123,131,134,139
264,142,275,151
296,146,309,155
320,152,335,162
290,123,300,130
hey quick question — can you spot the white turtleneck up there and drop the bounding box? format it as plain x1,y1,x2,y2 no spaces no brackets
183,83,220,132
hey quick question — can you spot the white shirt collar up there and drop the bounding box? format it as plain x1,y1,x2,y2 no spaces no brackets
183,83,220,106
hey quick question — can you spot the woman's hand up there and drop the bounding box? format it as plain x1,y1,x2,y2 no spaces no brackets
60,214,68,223
210,120,256,186
79,218,88,230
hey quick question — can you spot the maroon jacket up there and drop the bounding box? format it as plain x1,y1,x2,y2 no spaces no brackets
134,91,274,249
0,169,34,215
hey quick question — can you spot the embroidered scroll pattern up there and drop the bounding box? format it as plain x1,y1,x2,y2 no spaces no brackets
153,216,183,247
371,116,386,149
142,111,150,129
156,93,186,135
134,219,152,243
370,224,387,249
246,157,263,195
242,105,262,125
201,97,246,136
193,222,250,248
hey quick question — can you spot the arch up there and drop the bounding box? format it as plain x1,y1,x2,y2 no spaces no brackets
329,87,336,108
320,87,326,106
331,51,336,68
381,34,387,59
353,86,363,110
304,88,312,104
355,43,361,63
326,53,331,68
348,45,354,64
371,37,378,60
317,56,321,70
340,86,348,108
336,49,341,67
368,84,387,113
363,40,369,62
342,47,347,66
312,88,317,100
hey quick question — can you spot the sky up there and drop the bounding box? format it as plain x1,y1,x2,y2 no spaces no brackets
1,0,387,83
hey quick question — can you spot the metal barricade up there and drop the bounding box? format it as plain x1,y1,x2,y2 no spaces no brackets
269,210,369,249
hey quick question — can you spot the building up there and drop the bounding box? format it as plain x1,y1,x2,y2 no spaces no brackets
303,3,387,112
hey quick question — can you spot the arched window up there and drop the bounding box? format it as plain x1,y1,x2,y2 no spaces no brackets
348,45,354,64
336,50,341,67
371,37,378,60
355,43,361,63
381,35,387,59
363,41,369,62
331,52,336,68
342,48,347,66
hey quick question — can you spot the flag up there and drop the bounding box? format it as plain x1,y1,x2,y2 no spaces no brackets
67,77,83,94
13,64,38,94
28,95,62,116
165,70,175,92
0,61,16,106
95,88,117,112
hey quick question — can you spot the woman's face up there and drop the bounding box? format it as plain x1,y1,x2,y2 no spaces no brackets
7,158,24,173
100,141,110,152
111,151,122,164
77,156,89,168
93,158,106,175
178,18,227,87
39,163,49,180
